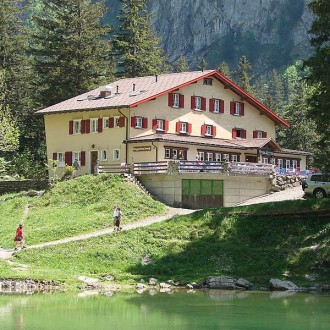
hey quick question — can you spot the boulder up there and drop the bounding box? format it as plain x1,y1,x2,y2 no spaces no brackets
269,278,299,291
148,278,158,286
205,276,246,290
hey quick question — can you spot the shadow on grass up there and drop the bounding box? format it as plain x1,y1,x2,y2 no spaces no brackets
127,208,330,285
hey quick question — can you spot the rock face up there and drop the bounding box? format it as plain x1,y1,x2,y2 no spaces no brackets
148,0,313,70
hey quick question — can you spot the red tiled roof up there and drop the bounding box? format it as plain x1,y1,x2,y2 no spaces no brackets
125,133,282,151
36,70,289,127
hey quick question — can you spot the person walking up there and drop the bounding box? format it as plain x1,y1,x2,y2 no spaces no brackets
14,224,25,250
113,206,122,231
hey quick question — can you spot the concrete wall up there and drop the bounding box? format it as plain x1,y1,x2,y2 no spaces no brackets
138,173,268,208
0,180,49,195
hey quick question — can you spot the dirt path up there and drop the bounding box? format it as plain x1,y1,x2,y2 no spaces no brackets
0,186,305,260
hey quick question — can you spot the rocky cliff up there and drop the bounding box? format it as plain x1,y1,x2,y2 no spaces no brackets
106,0,313,73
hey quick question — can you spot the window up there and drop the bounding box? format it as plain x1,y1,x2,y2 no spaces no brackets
90,118,98,133
165,148,171,159
101,150,107,161
232,128,246,139
73,120,81,134
203,78,213,86
73,152,81,165
103,117,109,129
206,152,213,161
157,119,164,131
205,125,213,136
215,153,221,161
168,93,184,108
285,159,291,169
223,154,229,162
292,160,298,169
113,149,120,160
135,117,143,129
277,159,283,169
230,101,244,116
213,99,220,113
180,122,187,133
257,131,263,138
114,116,120,128
263,158,269,164
195,96,202,110
57,152,65,167
173,94,180,107
231,154,238,162
198,152,205,161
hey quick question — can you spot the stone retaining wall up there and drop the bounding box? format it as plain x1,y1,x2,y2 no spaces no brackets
0,180,49,195
270,174,304,192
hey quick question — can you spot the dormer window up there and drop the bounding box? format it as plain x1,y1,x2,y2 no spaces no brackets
168,93,184,108
230,101,245,116
201,124,216,137
175,121,192,134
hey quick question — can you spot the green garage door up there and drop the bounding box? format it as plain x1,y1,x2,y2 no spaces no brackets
182,179,224,209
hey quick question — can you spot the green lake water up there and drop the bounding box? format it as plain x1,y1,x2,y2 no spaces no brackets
0,290,329,330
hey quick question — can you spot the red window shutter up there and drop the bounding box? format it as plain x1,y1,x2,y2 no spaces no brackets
191,96,195,109
232,128,237,139
262,131,267,138
65,152,72,166
201,97,206,111
168,93,173,107
241,103,245,116
53,152,57,160
230,101,235,115
187,123,192,134
243,129,247,139
131,116,136,128
220,100,224,113
119,117,125,127
176,122,181,133
164,120,169,132
212,126,216,137
152,119,157,130
81,151,86,166
69,121,73,134
109,117,114,128
209,99,214,113
81,120,85,134
85,119,90,134
142,117,148,128
98,118,103,132
253,131,258,138
201,124,206,136
179,94,184,108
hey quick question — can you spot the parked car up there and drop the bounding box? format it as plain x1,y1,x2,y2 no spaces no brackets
302,173,330,198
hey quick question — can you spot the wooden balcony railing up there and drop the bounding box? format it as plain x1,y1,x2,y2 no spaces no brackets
98,161,275,176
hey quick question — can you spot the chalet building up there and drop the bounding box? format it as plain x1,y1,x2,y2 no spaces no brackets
36,70,308,208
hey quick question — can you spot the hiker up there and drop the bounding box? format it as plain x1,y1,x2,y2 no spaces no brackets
113,206,122,231
14,224,25,250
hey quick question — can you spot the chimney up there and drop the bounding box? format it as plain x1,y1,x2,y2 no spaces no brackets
133,83,136,92
99,85,112,97
155,74,158,82
116,85,119,94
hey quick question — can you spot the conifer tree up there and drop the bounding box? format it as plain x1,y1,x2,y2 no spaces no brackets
304,0,330,171
30,0,114,107
174,54,189,72
236,55,253,93
217,61,232,80
114,0,167,78
196,57,208,71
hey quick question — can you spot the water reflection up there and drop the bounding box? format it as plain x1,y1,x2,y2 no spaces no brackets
0,291,329,330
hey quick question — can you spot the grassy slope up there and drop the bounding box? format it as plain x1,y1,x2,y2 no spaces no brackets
0,176,329,289
0,174,167,247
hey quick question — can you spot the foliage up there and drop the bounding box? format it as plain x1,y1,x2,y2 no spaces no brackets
0,109,20,153
174,54,189,72
304,0,330,172
3,197,329,287
217,61,232,80
30,0,114,107
196,57,208,71
113,0,167,78
235,55,253,93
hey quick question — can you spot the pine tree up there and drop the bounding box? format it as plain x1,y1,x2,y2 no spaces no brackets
174,54,189,72
236,55,253,93
196,57,208,71
304,0,330,172
114,0,167,78
217,61,232,80
30,0,114,107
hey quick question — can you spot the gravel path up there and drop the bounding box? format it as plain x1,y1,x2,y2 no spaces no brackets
0,186,304,260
